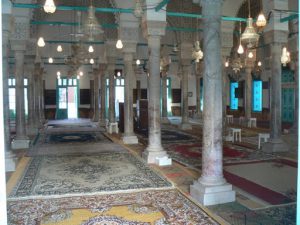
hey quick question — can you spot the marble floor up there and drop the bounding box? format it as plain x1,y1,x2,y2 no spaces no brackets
6,118,297,224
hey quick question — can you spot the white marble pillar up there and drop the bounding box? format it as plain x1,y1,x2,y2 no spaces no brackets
290,57,299,133
190,0,235,206
122,52,138,144
107,63,117,133
245,67,253,120
38,68,45,125
11,47,30,149
99,64,107,126
27,63,37,136
195,75,202,119
143,35,170,164
33,63,41,128
3,15,17,171
180,64,192,130
161,67,169,123
262,41,289,152
93,68,100,122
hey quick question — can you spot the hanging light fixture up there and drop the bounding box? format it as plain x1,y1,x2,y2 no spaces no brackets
116,40,123,49
172,42,179,52
257,61,262,67
232,56,243,74
237,22,244,54
248,51,254,58
90,58,95,64
79,71,84,76
57,45,63,52
136,59,141,65
37,37,46,47
192,41,203,63
57,71,61,76
88,45,94,53
225,60,229,68
281,47,291,66
48,57,54,63
83,1,103,41
256,12,267,28
43,0,56,14
133,0,143,18
77,75,80,79
241,0,259,48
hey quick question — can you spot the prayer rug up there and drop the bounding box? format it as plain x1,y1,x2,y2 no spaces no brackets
7,189,218,225
224,159,297,204
9,153,172,199
137,128,199,144
166,143,257,171
208,202,295,225
45,132,105,144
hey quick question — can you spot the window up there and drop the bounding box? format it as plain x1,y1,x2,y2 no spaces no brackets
230,82,238,110
8,78,28,119
166,77,172,115
253,80,262,112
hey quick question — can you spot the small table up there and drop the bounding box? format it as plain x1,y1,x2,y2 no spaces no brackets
230,128,241,142
226,115,234,124
108,122,119,134
258,133,270,149
248,118,257,128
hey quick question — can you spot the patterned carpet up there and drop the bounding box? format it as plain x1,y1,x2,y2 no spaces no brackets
7,189,218,225
9,153,172,199
208,202,296,225
45,132,106,144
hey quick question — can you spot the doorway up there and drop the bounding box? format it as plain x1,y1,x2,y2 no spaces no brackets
56,78,79,119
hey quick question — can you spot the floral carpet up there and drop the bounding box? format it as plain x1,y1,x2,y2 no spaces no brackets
7,189,218,225
9,153,172,199
45,132,106,144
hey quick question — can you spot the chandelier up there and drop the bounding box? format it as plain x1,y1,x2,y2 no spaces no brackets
64,43,89,76
192,41,203,63
83,3,103,41
43,0,56,14
231,56,243,74
133,0,143,18
281,47,291,66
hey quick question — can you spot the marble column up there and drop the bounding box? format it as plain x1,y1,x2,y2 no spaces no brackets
195,75,202,119
99,64,107,126
108,63,116,126
180,64,192,130
122,52,138,144
11,47,30,149
39,68,45,125
27,63,37,135
190,0,235,206
161,67,169,123
142,35,170,164
3,15,17,171
245,66,253,120
262,41,289,152
290,57,299,133
33,63,41,128
93,68,100,122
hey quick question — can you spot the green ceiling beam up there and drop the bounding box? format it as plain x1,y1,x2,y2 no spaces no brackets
30,20,118,29
155,0,171,12
13,3,132,14
14,3,247,22
166,26,203,32
280,14,298,23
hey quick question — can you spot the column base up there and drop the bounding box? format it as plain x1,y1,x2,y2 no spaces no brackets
122,135,139,144
161,117,170,124
179,123,192,130
142,147,170,164
190,180,236,206
99,119,107,127
108,122,119,134
5,152,17,172
11,138,30,150
27,127,38,136
261,138,289,153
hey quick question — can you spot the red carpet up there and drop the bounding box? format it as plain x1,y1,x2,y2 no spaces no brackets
224,159,296,205
172,144,248,158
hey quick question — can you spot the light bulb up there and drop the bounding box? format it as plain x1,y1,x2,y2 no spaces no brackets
48,57,54,63
37,37,46,47
57,71,61,76
258,61,262,67
90,58,95,64
117,71,121,77
79,71,83,76
248,52,254,58
57,75,61,80
225,61,229,67
136,59,141,65
88,45,94,53
57,45,62,52
256,12,267,27
77,75,80,79
237,44,244,54
116,40,123,49
43,0,56,14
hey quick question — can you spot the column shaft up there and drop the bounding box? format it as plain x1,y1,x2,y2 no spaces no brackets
161,73,168,118
245,67,252,120
196,76,202,117
109,66,116,123
93,69,100,122
27,67,36,135
100,71,106,124
14,50,27,139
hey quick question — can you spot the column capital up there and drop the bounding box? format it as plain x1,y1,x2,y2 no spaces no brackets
123,52,134,62
142,20,166,39
122,42,137,55
10,40,27,52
